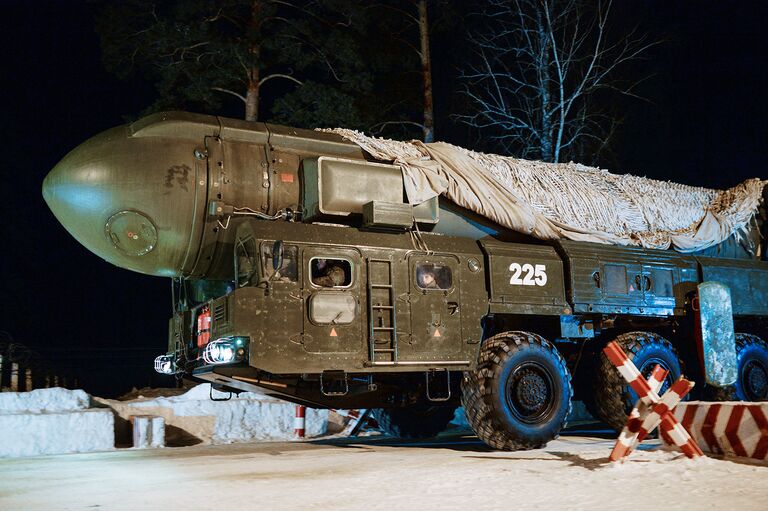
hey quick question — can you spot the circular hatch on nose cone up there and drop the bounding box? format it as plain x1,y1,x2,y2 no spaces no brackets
105,210,158,257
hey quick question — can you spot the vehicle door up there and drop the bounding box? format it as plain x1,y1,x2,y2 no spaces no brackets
301,247,364,354
406,254,462,359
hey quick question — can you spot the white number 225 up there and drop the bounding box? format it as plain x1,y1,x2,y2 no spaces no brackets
508,263,547,286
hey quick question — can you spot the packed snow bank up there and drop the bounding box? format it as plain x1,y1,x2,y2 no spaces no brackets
0,409,114,457
99,384,328,446
0,387,90,413
0,388,114,458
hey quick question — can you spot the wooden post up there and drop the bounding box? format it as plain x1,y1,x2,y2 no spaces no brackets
10,363,19,391
25,368,33,391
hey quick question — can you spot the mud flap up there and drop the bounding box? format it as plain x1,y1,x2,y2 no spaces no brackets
697,281,738,386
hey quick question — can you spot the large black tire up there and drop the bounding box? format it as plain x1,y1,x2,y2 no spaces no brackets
371,405,457,439
593,331,682,432
734,333,768,401
461,331,572,450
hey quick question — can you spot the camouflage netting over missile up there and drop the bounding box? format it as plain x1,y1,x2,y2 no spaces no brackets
322,129,767,256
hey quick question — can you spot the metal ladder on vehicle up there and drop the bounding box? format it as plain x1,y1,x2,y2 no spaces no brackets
366,258,398,365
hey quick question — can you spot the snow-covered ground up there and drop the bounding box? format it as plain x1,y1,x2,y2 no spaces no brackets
0,432,765,510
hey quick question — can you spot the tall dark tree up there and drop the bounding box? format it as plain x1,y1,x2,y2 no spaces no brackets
95,0,372,127
363,0,461,141
457,0,658,163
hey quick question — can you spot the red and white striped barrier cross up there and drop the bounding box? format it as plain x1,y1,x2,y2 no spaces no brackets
603,341,704,460
611,364,667,460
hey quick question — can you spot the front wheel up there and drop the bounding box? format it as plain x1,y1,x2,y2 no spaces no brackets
461,331,572,450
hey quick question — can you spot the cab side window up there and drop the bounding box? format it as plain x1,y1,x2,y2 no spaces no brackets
416,263,452,290
310,258,352,288
235,237,259,287
261,243,298,282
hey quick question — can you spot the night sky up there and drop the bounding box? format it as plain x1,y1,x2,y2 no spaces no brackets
1,1,766,396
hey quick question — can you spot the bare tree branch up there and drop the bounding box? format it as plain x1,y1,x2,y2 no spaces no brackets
259,73,303,87
456,0,659,164
212,87,247,103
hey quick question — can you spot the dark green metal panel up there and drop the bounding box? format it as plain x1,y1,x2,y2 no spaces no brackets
557,240,698,316
480,240,568,315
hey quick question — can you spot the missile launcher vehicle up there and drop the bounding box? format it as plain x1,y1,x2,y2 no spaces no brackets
44,112,768,449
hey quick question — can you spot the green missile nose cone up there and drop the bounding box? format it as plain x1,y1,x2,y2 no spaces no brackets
43,122,203,277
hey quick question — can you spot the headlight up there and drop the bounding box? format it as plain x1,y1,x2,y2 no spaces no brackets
202,337,248,365
154,354,175,375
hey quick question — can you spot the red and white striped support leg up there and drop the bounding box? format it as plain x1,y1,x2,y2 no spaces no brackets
294,405,306,438
332,409,378,437
603,342,662,406
660,411,705,458
603,341,704,460
609,365,668,461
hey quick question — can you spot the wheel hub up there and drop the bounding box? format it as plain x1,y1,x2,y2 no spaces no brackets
744,360,768,400
506,362,554,424
516,370,548,410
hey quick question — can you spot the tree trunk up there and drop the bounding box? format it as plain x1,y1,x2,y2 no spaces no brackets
536,11,554,162
245,1,261,122
418,0,434,143
245,76,259,122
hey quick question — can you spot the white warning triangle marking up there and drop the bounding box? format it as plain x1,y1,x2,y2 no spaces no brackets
433,329,441,338
330,327,338,337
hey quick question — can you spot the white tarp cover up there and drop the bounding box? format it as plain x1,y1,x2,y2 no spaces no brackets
323,129,766,253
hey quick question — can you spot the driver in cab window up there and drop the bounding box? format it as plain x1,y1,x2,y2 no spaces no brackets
312,258,347,287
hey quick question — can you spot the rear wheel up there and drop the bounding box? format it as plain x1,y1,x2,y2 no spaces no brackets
371,405,457,439
461,331,572,450
593,331,682,432
735,334,768,401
